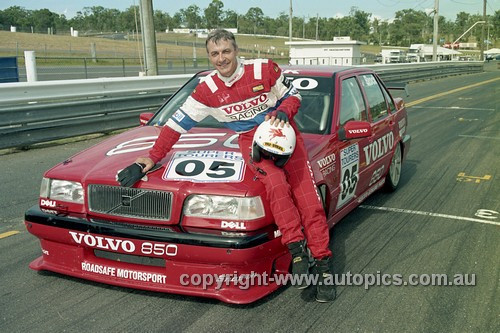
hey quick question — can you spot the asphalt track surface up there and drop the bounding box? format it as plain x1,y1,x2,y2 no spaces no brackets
1,64,499,332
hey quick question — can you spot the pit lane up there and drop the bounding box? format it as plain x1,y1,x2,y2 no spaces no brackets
0,66,498,332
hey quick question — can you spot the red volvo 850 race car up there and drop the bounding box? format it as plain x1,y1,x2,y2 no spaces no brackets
25,66,410,304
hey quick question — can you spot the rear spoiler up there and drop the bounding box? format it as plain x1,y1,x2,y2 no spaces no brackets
385,82,409,96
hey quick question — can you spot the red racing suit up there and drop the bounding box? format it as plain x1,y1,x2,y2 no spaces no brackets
148,58,331,259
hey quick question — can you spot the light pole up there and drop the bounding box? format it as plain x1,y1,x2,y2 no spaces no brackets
432,0,439,62
480,0,486,60
452,21,486,49
289,0,293,50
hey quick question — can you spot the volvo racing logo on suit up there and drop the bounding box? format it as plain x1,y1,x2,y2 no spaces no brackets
221,94,269,121
363,132,394,165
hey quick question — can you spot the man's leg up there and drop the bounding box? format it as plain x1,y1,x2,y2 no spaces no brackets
239,132,310,288
283,130,331,259
284,129,336,302
238,132,304,245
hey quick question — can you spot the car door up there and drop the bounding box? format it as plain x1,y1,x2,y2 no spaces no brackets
333,76,371,211
358,73,395,188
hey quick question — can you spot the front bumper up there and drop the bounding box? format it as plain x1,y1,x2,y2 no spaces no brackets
25,206,290,304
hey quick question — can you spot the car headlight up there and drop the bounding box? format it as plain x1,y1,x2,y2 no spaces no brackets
183,195,265,220
40,178,84,204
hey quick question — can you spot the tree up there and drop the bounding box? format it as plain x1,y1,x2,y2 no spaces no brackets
391,9,429,46
180,5,202,29
222,9,237,29
246,7,264,34
454,12,471,40
492,10,500,44
1,6,31,30
118,6,139,32
154,10,171,31
204,0,224,29
349,7,371,41
31,9,56,31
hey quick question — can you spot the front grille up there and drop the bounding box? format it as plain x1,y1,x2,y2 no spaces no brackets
88,184,173,221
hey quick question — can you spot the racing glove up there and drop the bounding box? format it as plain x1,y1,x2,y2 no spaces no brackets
275,111,289,123
116,163,162,187
269,110,289,123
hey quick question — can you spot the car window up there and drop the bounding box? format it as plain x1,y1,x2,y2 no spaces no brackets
151,74,334,135
339,77,367,126
289,76,333,135
381,84,396,113
359,74,388,122
151,75,202,126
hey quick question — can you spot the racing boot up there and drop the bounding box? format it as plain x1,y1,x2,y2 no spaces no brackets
287,240,310,289
313,256,336,303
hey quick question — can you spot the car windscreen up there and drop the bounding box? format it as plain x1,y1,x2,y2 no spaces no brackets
150,73,333,135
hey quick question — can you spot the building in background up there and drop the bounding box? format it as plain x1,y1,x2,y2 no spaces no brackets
286,37,365,66
408,44,462,62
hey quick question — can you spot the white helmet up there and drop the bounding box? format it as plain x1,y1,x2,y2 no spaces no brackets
252,120,296,167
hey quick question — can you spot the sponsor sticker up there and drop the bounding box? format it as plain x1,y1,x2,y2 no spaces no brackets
81,262,167,284
263,142,285,152
317,153,336,177
172,110,186,122
363,132,394,166
252,84,264,92
337,144,360,209
163,150,245,183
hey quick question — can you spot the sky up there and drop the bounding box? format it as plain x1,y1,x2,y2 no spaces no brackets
0,0,498,22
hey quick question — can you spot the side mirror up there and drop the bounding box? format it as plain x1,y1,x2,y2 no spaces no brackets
393,97,406,112
338,121,372,141
139,112,155,126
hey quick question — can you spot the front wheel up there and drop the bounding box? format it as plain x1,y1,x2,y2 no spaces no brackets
385,143,402,192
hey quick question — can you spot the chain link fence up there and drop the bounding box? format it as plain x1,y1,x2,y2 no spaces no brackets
12,55,291,81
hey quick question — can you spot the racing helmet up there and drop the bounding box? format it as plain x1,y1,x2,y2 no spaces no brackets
251,120,296,167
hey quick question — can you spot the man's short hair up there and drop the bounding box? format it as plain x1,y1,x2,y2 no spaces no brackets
205,29,238,52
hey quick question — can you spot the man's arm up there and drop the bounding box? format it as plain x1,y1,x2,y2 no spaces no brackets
268,60,301,121
135,93,212,172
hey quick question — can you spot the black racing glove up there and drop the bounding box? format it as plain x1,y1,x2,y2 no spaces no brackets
116,163,146,187
275,111,289,123
116,163,163,187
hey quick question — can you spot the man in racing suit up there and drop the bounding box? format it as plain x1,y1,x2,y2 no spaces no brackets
129,29,335,302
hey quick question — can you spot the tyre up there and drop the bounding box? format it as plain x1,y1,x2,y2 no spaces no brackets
385,142,402,192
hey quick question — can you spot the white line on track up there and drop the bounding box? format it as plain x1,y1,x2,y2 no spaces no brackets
410,106,495,111
359,205,500,227
458,135,500,141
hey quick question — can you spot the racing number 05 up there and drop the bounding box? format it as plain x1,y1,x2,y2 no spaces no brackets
175,160,236,179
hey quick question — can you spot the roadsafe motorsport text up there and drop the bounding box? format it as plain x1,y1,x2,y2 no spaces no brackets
81,262,167,284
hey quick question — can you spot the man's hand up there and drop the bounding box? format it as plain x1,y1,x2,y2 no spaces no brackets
265,111,289,128
116,157,160,187
116,163,146,187
135,157,155,172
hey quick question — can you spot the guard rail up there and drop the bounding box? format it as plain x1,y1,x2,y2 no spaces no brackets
0,62,484,150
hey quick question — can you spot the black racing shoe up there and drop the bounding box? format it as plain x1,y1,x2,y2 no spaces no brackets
287,240,310,289
313,257,336,303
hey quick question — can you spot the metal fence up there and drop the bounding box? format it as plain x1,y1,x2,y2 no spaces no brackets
12,56,290,81
14,56,212,81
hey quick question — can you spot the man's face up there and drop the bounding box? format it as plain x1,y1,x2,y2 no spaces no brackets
207,39,238,77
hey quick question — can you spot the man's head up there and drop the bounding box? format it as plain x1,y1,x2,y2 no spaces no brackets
205,29,239,77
